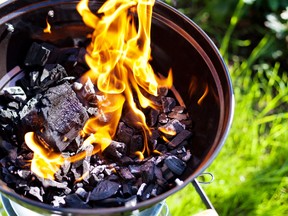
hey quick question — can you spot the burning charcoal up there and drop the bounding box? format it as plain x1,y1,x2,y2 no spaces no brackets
61,160,71,177
141,161,155,183
128,165,141,175
72,82,83,91
87,107,98,116
19,96,44,131
38,82,89,152
106,173,120,182
90,180,120,201
168,129,192,148
52,196,66,207
164,155,186,176
136,183,147,197
75,134,84,148
29,186,44,202
157,86,168,96
1,167,19,184
82,78,95,98
154,166,166,186
140,183,155,201
182,149,192,162
119,156,134,165
75,187,88,199
17,170,31,179
172,106,185,113
39,64,68,89
0,140,17,161
0,86,27,102
147,109,160,126
129,135,143,155
71,166,81,180
158,119,185,137
158,113,168,124
91,165,105,176
161,164,175,181
93,197,126,207
102,140,126,161
122,183,133,197
161,96,176,113
7,101,20,110
155,143,167,153
124,195,137,208
64,194,91,208
90,173,105,185
116,122,133,145
0,108,18,123
38,178,71,194
29,70,40,87
168,112,188,121
24,42,51,66
119,167,135,181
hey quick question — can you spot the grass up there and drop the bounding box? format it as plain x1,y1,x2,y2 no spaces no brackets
166,1,288,215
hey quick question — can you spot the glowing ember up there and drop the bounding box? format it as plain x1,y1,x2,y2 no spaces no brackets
25,0,173,179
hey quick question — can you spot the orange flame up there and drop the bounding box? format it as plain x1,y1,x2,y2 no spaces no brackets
197,84,209,105
24,132,64,179
43,18,52,34
25,0,173,180
77,0,173,156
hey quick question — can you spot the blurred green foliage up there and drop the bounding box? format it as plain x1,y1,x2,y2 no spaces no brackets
164,0,288,72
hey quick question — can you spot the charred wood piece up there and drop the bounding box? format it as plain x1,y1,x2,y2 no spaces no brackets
129,135,143,155
141,161,155,183
116,122,133,145
90,180,120,201
161,96,176,113
168,112,188,121
37,82,89,152
64,194,91,208
158,119,185,136
164,155,186,176
0,86,27,102
147,109,160,127
158,113,168,124
102,140,127,161
168,129,192,148
119,167,135,181
24,42,50,66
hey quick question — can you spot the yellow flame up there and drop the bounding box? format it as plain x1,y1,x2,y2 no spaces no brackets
77,0,172,156
26,0,174,179
43,18,52,34
24,132,63,179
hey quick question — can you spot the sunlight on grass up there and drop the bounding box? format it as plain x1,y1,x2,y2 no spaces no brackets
167,43,288,215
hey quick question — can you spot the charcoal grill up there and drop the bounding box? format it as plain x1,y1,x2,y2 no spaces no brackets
0,0,234,215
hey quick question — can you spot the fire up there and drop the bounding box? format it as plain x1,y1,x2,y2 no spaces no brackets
43,18,52,34
77,0,173,156
25,0,173,179
24,132,64,179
